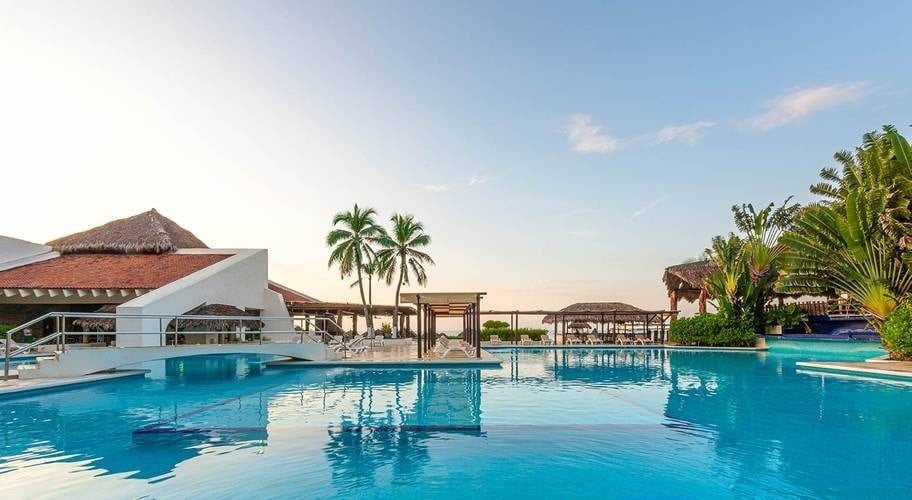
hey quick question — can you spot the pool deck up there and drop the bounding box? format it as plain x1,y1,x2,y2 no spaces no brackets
796,359,912,379
0,369,148,397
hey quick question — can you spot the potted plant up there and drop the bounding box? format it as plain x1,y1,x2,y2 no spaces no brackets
765,305,806,335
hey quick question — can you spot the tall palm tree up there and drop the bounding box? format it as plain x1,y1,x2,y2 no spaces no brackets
327,204,382,335
376,214,434,338
349,258,377,321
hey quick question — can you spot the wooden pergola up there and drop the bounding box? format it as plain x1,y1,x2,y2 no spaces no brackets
400,292,486,359
285,301,416,334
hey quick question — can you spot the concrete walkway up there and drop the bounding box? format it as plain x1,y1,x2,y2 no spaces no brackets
0,370,147,397
797,360,912,379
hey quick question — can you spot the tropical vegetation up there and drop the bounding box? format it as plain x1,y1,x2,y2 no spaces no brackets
480,326,548,342
327,205,434,338
376,214,434,337
668,313,755,347
695,125,912,357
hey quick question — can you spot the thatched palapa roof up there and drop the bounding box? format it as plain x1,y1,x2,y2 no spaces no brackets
48,209,208,254
542,302,655,324
73,304,118,332
662,260,717,302
173,303,262,331
73,303,261,332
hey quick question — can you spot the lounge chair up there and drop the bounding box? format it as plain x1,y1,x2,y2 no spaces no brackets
490,335,502,345
541,334,554,346
435,336,475,358
586,334,600,345
634,334,654,345
520,335,533,346
347,334,370,354
616,334,633,345
566,335,582,345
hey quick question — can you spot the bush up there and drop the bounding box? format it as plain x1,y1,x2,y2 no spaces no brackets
483,320,510,329
669,313,756,347
480,327,548,341
881,304,912,360
378,322,392,336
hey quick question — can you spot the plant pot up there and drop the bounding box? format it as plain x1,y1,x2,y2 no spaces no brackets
765,325,782,335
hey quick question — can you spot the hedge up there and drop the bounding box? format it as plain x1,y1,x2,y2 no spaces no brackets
668,313,756,347
481,327,548,341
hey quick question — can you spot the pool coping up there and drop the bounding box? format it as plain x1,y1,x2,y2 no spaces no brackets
266,357,503,369
0,369,148,398
795,360,912,380
483,344,769,352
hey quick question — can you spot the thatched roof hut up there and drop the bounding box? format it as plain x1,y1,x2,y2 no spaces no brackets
170,303,261,331
73,304,118,332
48,209,208,254
542,302,656,324
662,260,717,302
73,303,261,333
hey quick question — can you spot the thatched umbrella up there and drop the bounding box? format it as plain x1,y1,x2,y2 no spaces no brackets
47,208,208,254
73,304,118,332
169,303,262,331
567,321,591,333
662,260,717,303
542,302,655,324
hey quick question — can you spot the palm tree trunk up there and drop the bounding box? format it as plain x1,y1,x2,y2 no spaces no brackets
392,259,404,338
355,258,372,336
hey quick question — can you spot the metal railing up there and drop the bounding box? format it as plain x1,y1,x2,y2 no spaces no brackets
2,312,345,380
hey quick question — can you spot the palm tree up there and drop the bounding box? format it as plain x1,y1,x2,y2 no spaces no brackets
376,214,434,338
327,204,382,335
349,258,378,321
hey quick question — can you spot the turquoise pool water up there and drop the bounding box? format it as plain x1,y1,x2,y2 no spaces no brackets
1,341,908,498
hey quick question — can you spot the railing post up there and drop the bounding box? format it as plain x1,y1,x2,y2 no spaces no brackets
4,329,10,380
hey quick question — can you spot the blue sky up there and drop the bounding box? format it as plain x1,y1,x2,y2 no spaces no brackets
1,1,909,320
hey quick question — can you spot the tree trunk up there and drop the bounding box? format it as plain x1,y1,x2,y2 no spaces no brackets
392,258,404,338
355,256,372,336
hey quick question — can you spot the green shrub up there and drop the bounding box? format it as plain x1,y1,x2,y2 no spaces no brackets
765,305,806,328
669,313,756,347
881,304,912,360
480,327,548,341
378,322,392,336
483,320,510,329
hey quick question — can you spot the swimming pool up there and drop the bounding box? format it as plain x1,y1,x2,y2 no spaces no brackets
1,341,908,498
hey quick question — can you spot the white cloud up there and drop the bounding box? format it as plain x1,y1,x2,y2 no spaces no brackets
564,115,714,153
649,121,716,145
632,196,667,218
563,114,621,153
468,174,493,186
420,184,449,193
745,82,869,131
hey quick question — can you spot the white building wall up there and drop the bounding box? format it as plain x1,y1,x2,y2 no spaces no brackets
115,249,290,346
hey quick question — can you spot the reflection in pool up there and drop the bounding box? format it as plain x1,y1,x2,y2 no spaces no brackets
2,343,909,498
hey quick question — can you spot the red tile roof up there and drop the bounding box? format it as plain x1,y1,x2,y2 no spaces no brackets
268,281,318,303
0,253,229,289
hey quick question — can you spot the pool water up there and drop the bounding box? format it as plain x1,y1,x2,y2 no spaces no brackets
2,341,909,498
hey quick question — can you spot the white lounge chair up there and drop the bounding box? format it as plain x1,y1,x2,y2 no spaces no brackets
617,334,634,345
489,335,502,345
566,335,582,345
435,336,475,358
586,334,601,345
520,334,533,346
634,334,654,345
541,334,554,345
